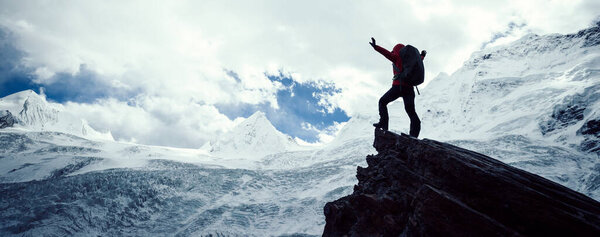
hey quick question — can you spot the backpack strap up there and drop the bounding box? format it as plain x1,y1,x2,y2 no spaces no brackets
392,63,401,81
393,63,420,95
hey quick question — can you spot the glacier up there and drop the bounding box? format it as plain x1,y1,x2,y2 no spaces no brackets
1,23,600,236
0,124,374,236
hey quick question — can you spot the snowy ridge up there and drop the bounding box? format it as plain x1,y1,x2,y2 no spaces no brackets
0,90,113,140
405,23,600,199
419,24,600,142
18,92,60,127
327,115,375,146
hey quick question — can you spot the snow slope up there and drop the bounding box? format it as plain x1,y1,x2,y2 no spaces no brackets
360,23,600,200
0,128,372,236
411,23,600,198
419,27,600,143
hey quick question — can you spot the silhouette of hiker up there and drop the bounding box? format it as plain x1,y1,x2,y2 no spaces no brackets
370,37,425,137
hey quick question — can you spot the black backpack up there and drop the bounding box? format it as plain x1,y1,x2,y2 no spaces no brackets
392,45,425,87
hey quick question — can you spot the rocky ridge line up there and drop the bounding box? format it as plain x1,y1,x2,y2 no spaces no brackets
323,129,600,236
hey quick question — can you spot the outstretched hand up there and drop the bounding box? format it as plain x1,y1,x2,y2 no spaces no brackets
369,37,376,48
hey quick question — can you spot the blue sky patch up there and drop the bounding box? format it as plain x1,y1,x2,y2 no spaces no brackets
0,29,38,97
0,28,138,103
39,64,139,103
216,72,349,142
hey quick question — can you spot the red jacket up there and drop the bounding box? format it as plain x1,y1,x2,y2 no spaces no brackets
374,44,405,85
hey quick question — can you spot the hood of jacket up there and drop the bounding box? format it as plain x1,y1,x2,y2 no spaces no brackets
391,43,405,57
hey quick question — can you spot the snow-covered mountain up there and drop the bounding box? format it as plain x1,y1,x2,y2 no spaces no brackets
0,116,371,236
407,23,600,199
0,94,374,236
204,111,300,159
351,23,600,200
1,24,600,236
419,24,600,145
0,90,113,140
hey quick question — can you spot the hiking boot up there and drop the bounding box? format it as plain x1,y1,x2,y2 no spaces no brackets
373,123,388,131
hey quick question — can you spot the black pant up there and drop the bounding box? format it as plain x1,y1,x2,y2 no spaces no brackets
378,85,420,137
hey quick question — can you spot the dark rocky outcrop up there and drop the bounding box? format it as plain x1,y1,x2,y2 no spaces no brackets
0,110,17,129
540,102,585,135
537,84,600,155
323,129,600,236
578,119,600,154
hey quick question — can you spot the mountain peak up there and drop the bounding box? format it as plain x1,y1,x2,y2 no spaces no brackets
0,90,113,141
208,111,297,159
19,91,59,127
248,110,267,119
230,111,279,140
421,23,600,142
238,111,272,129
1,89,42,104
463,23,599,74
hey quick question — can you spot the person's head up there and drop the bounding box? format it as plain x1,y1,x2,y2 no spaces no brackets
392,43,405,56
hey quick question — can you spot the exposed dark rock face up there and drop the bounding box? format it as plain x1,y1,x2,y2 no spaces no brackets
539,86,598,136
579,119,600,137
580,21,600,47
540,102,585,135
0,110,17,129
578,119,600,154
538,85,600,155
323,129,600,236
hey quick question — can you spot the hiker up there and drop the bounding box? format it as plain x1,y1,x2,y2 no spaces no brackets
370,37,425,138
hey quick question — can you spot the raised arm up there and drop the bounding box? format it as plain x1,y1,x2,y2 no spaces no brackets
370,37,396,62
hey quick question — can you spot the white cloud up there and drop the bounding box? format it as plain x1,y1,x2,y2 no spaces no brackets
299,120,346,145
0,0,598,147
64,96,237,148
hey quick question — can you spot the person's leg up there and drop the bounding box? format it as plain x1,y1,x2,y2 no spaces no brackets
403,94,421,137
377,86,402,130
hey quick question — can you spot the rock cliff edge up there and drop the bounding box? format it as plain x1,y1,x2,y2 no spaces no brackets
323,129,600,236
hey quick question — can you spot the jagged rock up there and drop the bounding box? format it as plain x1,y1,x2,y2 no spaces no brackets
540,102,585,135
0,110,17,129
537,84,600,155
323,129,600,236
579,119,600,154
579,119,600,137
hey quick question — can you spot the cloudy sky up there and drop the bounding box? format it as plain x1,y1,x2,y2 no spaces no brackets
0,0,598,147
